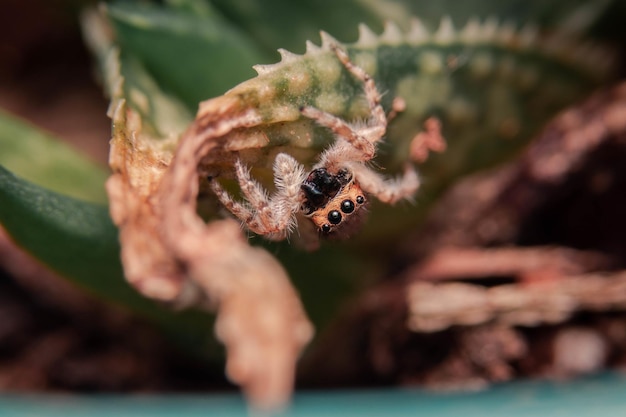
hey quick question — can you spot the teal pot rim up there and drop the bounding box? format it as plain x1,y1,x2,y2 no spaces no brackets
1,372,625,416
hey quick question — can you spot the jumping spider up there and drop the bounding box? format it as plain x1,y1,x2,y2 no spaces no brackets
209,44,420,246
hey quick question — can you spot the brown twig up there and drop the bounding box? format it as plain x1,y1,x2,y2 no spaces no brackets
407,271,626,332
405,246,612,282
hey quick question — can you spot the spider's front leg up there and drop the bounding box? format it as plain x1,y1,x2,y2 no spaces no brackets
300,44,388,171
209,153,307,240
349,162,420,205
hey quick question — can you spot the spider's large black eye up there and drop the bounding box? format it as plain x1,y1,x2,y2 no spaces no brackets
328,210,342,225
341,199,355,214
321,224,331,233
356,195,365,205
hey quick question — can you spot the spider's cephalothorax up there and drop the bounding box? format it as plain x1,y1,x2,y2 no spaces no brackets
209,43,421,247
301,167,352,214
301,168,368,238
306,178,368,238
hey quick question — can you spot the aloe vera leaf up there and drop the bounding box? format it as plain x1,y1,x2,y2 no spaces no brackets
361,0,617,30
0,165,219,355
0,165,130,305
197,21,615,244
0,111,108,204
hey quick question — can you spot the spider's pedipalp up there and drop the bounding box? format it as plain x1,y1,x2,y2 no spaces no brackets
273,153,307,198
271,153,307,223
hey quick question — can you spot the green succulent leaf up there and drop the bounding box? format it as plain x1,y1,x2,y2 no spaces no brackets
0,110,108,204
0,165,217,355
0,110,215,355
0,165,123,304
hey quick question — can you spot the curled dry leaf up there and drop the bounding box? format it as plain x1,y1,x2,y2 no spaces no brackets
107,89,314,409
158,95,314,408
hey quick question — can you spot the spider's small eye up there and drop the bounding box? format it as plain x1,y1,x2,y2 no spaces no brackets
341,199,355,214
321,224,331,233
328,210,342,225
356,195,365,205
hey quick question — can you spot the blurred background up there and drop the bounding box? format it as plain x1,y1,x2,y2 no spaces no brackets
1,0,626,402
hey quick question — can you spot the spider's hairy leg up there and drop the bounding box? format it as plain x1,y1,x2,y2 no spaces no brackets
210,155,306,239
299,106,374,160
233,159,275,228
271,153,308,230
349,162,420,204
315,139,372,173
209,174,258,228
330,43,386,134
300,44,390,170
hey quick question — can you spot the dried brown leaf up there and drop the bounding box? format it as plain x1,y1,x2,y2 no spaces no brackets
106,91,313,408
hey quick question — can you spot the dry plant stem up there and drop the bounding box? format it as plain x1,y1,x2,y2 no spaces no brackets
107,94,313,408
408,246,611,282
407,271,626,332
158,97,313,409
409,117,447,163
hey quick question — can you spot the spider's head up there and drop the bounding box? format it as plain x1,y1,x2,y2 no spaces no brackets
306,180,368,239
